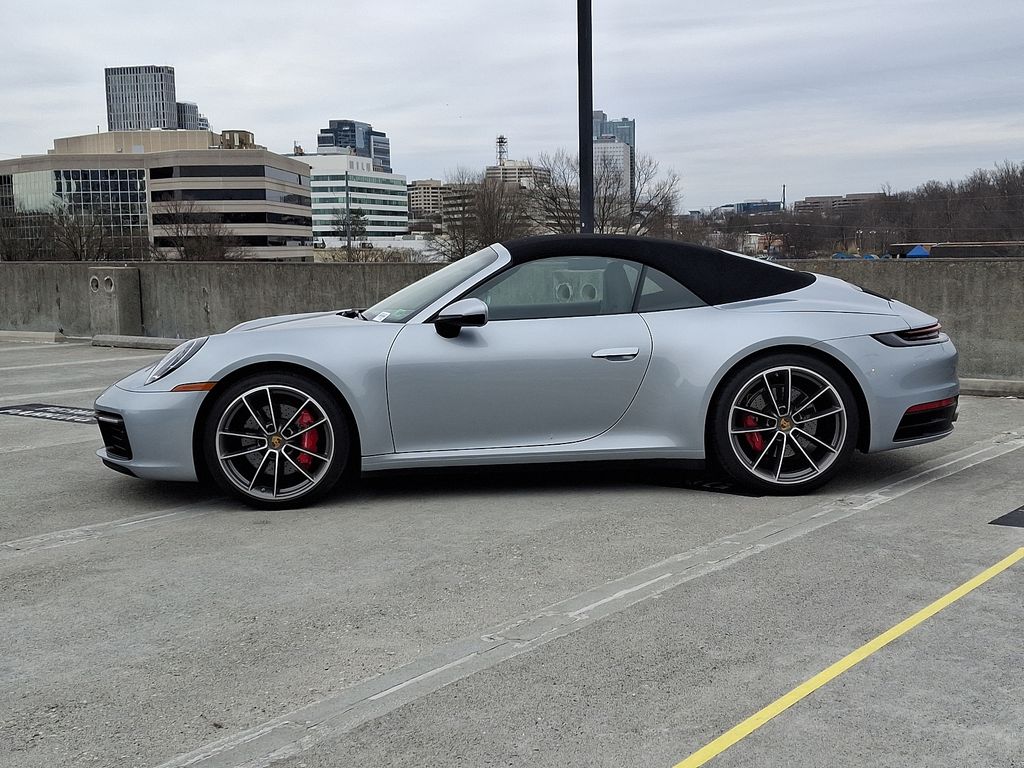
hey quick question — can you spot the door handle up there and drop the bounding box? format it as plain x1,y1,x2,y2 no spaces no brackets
592,347,640,361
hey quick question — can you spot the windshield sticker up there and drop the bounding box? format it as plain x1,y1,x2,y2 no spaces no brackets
371,312,391,322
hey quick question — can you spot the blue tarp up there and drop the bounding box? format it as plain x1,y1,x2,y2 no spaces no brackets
906,245,930,258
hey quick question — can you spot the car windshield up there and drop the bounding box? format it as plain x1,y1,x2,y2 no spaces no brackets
363,247,499,323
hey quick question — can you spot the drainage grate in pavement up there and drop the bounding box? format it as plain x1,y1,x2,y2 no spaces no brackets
989,506,1024,528
0,403,96,424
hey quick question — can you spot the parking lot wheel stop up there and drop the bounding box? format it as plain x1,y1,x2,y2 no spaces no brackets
672,547,1024,768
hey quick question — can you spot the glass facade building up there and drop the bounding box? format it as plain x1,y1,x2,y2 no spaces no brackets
0,133,314,259
0,167,150,257
302,153,407,241
105,66,178,131
175,101,209,131
593,110,637,199
105,66,208,132
316,120,392,173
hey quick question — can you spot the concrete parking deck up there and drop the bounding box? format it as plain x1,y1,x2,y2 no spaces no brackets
1,340,1021,768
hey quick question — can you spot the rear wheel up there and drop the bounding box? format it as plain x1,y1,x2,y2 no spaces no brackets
202,373,350,508
709,354,859,494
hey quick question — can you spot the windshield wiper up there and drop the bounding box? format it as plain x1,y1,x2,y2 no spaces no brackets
337,308,368,320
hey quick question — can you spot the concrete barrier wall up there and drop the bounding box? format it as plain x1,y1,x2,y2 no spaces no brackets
0,261,440,339
135,263,439,338
783,259,1023,381
0,262,95,337
1,258,1021,380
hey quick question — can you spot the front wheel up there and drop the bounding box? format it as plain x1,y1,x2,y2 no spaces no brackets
709,354,859,494
202,372,350,508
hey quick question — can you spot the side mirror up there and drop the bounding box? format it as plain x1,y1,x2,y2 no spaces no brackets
434,297,488,338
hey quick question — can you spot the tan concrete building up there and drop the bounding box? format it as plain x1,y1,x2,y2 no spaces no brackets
408,179,445,219
483,160,551,189
1,131,312,260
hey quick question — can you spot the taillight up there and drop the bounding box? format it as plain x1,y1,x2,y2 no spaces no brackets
873,323,945,347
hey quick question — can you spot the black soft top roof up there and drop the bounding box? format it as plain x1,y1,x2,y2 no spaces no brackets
501,234,815,305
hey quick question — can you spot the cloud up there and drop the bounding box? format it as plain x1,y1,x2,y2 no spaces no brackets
1,0,1022,206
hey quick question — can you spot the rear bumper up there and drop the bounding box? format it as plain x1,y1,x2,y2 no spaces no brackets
815,336,959,453
94,384,206,481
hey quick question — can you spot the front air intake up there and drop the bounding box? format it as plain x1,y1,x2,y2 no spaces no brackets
96,411,133,460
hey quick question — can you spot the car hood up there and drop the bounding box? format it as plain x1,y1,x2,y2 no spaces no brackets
227,310,367,333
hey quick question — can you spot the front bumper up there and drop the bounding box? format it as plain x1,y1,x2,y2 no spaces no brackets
94,383,207,482
816,336,959,453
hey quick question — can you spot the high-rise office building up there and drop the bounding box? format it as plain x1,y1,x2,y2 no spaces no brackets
316,120,392,173
175,101,209,131
593,111,636,148
105,65,209,132
592,137,632,196
593,110,636,199
105,66,179,131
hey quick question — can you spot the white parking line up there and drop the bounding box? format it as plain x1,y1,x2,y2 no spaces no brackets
0,386,107,404
0,502,218,558
150,430,1024,768
0,342,89,353
0,354,160,372
0,435,100,454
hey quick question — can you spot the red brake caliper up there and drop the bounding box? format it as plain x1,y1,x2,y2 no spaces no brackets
296,410,319,468
742,414,765,452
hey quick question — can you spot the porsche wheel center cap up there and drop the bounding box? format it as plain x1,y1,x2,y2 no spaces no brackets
778,417,793,432
270,435,284,449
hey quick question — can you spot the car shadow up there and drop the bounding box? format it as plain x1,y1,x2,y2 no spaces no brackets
351,461,763,500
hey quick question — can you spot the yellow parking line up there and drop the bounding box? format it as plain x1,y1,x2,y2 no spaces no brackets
674,547,1024,768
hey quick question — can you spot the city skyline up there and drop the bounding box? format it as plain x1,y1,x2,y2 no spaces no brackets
2,1,1023,209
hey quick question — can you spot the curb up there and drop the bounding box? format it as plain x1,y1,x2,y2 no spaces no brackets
91,335,181,351
960,378,1024,398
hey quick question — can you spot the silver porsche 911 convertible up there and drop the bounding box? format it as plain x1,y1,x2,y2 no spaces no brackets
95,235,959,507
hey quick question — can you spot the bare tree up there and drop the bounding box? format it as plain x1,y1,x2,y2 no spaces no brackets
323,245,410,263
524,150,582,234
435,167,482,261
48,206,118,261
627,156,680,236
152,199,247,261
0,211,30,261
524,150,680,235
474,177,532,244
331,207,368,245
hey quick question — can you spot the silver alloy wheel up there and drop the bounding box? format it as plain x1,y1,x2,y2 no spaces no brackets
727,365,847,486
215,384,335,501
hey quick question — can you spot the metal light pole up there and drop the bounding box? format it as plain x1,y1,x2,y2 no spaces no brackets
345,170,352,250
578,0,594,234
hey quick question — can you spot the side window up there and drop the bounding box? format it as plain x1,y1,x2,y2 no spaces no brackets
637,267,704,312
467,256,641,320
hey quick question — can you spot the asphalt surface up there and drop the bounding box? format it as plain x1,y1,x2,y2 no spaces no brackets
0,340,1021,768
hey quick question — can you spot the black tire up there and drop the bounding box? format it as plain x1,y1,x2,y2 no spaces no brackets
708,353,859,494
201,372,350,508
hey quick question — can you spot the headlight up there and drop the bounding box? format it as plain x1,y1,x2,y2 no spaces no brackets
145,337,208,385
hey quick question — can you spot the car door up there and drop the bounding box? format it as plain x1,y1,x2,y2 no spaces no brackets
386,255,653,453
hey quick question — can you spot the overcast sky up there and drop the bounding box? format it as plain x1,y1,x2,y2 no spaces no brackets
2,0,1022,209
